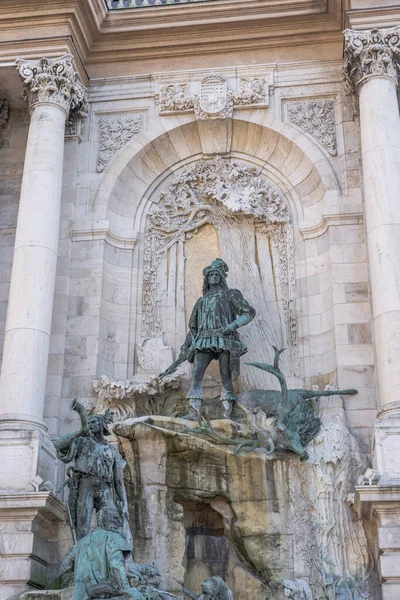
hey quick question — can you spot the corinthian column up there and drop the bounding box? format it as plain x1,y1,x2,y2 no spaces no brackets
344,27,400,414
345,27,400,600
0,55,86,490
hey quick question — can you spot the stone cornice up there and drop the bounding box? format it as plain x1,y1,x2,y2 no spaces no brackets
344,26,400,95
345,6,400,32
0,0,344,80
16,54,87,116
72,220,137,250
300,213,363,240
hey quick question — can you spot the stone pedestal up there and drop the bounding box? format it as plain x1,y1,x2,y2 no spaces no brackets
115,406,375,599
354,486,400,600
0,493,67,600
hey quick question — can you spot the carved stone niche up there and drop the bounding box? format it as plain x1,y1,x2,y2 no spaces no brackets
141,156,298,389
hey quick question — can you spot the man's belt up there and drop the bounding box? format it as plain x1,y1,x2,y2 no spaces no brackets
198,328,230,339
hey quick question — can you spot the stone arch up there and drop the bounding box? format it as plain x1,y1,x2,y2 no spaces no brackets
95,115,338,231
94,116,338,386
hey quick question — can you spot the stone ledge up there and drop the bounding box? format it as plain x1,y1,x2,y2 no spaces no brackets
0,493,67,599
0,491,67,522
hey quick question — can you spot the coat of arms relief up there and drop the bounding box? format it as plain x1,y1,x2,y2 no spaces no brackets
157,72,270,118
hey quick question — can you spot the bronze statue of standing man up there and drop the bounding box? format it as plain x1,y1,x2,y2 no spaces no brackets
161,258,256,419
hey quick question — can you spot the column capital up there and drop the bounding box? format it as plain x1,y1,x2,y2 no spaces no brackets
344,26,400,94
16,54,87,117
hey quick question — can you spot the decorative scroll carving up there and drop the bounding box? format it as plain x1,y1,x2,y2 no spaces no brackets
344,26,400,94
97,114,143,172
142,157,298,374
16,54,87,117
286,100,337,156
0,92,9,148
159,73,269,117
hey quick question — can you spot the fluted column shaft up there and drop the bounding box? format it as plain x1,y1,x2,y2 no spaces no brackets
344,27,400,410
0,56,86,429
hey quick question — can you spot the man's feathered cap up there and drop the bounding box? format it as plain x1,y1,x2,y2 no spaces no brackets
203,258,229,280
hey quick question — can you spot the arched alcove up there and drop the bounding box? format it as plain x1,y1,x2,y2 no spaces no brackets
93,117,337,389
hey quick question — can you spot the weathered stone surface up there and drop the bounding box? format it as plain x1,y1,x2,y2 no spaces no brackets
114,397,376,599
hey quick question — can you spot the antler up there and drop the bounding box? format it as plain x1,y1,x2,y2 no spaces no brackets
245,346,289,420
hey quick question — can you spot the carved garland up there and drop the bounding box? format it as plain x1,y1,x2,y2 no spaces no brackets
142,157,297,355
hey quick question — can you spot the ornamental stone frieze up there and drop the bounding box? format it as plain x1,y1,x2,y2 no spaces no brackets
96,113,144,172
344,26,400,95
286,99,337,156
0,91,9,148
16,54,87,117
158,73,269,119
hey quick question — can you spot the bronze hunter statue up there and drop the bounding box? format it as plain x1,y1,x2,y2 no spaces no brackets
160,258,256,420
54,400,132,546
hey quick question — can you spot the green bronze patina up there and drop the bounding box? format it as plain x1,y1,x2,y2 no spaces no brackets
61,510,172,600
190,347,357,460
160,258,256,419
183,576,233,600
54,400,132,546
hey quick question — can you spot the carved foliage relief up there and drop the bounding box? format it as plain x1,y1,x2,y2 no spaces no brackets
97,114,143,172
142,157,298,381
286,100,337,156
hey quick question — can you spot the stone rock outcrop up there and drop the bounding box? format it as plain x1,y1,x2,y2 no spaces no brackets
115,397,379,600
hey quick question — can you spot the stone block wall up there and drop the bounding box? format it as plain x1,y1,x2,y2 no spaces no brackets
0,62,378,457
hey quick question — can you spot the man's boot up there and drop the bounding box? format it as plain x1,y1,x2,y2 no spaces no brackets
221,390,235,419
182,396,202,421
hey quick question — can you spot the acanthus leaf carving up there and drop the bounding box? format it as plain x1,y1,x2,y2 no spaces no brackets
344,26,400,95
97,114,143,172
16,54,87,117
286,99,337,156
